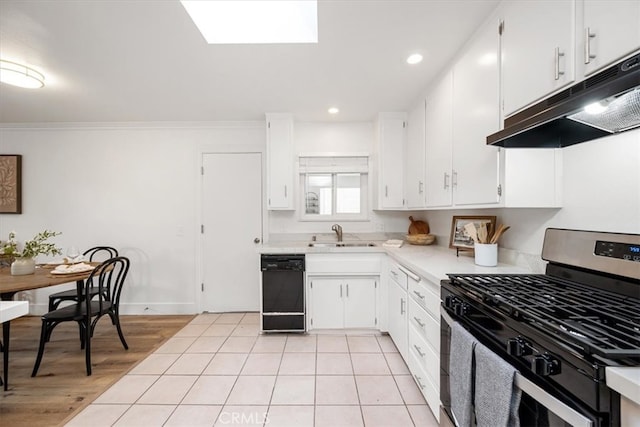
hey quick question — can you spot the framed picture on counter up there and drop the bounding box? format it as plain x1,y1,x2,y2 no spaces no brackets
0,155,22,214
449,215,496,252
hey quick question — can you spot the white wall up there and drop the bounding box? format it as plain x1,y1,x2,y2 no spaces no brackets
0,122,264,314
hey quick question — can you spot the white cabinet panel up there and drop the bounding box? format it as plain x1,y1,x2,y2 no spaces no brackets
582,1,640,76
375,113,406,209
266,114,294,210
344,277,377,329
452,16,501,206
309,277,343,329
501,0,576,116
425,72,454,207
406,100,427,209
387,278,408,360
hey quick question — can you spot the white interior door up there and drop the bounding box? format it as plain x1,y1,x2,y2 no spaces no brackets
202,152,263,312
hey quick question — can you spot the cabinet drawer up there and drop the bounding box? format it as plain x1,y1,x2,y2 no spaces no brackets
409,322,439,389
408,347,441,423
408,275,440,319
389,261,408,290
408,297,440,353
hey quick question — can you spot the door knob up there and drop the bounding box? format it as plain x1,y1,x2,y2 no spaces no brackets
254,238,261,244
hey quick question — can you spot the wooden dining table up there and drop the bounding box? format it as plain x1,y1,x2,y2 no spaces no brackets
0,263,98,390
0,264,97,301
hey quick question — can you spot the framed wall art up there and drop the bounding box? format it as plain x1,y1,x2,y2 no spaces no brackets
449,215,496,254
0,155,22,214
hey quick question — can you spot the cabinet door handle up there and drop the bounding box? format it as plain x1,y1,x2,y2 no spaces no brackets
443,172,450,189
414,344,426,358
346,284,349,297
413,290,425,300
400,298,405,315
554,47,565,80
452,171,458,188
584,27,596,64
418,181,424,194
385,185,388,197
284,185,287,198
414,374,426,390
340,284,343,298
413,316,425,328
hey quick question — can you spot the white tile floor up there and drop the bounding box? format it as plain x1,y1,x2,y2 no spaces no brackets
65,312,439,427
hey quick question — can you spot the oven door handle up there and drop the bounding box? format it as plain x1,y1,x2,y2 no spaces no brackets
514,373,593,427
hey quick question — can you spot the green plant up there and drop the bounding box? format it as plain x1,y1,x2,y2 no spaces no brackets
1,230,62,258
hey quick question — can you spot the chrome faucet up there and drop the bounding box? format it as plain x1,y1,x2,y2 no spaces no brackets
331,224,343,242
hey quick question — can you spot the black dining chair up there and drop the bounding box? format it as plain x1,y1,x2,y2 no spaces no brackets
48,246,118,311
32,256,130,377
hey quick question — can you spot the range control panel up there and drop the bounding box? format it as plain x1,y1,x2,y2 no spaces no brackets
595,240,640,262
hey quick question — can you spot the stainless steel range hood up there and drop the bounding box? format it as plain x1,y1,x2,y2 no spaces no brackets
487,52,640,148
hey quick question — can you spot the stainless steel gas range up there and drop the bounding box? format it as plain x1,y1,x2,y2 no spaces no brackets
440,228,640,427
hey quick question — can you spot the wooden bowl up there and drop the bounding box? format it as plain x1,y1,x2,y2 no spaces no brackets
405,234,435,245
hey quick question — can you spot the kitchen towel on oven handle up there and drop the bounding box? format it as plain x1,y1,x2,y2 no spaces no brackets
450,322,477,427
474,341,522,427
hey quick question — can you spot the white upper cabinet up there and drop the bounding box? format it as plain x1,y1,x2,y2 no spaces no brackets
501,0,576,117
266,113,294,210
405,101,427,209
424,72,454,208
452,16,501,206
374,113,406,210
582,0,640,76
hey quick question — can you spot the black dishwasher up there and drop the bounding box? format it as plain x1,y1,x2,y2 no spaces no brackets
260,254,305,332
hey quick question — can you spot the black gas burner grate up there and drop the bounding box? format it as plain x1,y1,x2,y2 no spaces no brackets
447,273,640,359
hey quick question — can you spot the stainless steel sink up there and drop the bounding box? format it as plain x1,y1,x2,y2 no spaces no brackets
308,242,376,248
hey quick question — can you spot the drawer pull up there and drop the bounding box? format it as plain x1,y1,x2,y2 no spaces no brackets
413,316,425,328
413,290,425,300
414,374,426,390
413,344,426,358
400,298,406,315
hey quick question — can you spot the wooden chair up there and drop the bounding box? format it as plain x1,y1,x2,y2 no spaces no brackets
32,256,130,376
48,246,118,311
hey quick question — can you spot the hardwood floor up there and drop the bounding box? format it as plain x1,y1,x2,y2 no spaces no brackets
1,314,194,427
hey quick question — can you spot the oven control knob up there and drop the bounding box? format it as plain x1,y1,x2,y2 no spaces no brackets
532,354,560,376
453,301,468,316
506,338,531,357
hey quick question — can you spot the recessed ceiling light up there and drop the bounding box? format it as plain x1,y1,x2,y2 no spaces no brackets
181,1,318,44
0,59,45,89
328,107,339,114
406,54,423,65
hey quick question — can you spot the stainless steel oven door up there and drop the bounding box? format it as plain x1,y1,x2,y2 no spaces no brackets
441,310,596,427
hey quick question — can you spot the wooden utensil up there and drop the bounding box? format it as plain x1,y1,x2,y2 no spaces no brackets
490,224,510,244
478,223,488,243
408,216,430,235
464,222,479,244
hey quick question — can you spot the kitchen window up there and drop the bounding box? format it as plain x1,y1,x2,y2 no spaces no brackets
299,156,368,221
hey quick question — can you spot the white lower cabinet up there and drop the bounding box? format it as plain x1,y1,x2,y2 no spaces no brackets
407,272,441,421
387,277,408,360
308,276,377,330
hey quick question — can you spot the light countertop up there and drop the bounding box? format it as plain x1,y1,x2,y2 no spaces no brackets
259,241,531,282
0,300,29,323
606,367,640,405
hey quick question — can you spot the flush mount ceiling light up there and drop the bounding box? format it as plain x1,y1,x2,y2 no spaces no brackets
0,59,45,89
406,53,423,65
328,107,339,114
181,0,318,44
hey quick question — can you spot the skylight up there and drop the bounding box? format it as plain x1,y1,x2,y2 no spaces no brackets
180,1,318,44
